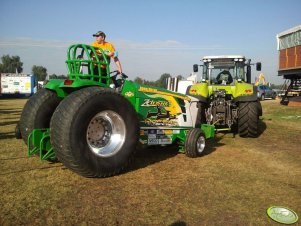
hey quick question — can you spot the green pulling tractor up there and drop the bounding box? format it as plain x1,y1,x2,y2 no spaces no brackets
17,44,215,177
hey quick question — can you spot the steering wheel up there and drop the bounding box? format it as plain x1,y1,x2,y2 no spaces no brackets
110,70,128,78
110,71,128,88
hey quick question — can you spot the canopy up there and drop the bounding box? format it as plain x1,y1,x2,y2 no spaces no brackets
277,25,301,50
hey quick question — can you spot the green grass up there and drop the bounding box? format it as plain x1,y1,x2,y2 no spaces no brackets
0,98,300,225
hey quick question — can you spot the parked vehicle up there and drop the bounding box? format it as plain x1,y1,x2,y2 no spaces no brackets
257,85,277,100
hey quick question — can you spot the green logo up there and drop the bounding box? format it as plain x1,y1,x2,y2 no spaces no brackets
267,206,298,224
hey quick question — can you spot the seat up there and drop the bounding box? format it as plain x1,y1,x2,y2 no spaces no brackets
216,70,233,84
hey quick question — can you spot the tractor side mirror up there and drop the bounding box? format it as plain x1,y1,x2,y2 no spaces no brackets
193,64,199,72
246,65,251,83
256,62,262,71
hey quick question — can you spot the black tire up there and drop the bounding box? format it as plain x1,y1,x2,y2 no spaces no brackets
15,122,22,139
261,94,265,101
50,87,139,177
257,101,262,117
19,89,61,144
238,102,259,138
184,128,206,158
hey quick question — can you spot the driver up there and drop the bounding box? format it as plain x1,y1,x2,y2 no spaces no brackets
216,70,233,84
91,31,122,78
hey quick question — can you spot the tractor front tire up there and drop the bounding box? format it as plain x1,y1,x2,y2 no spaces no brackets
19,89,61,144
238,102,259,138
50,87,139,177
185,128,206,158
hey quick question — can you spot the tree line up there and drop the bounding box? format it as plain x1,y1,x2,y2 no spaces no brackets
0,55,65,81
1,54,284,89
0,54,181,87
133,74,183,88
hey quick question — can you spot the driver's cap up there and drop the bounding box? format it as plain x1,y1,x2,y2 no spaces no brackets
93,31,106,38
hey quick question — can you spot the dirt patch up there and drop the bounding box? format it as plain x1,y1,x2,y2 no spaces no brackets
0,98,300,225
288,96,301,107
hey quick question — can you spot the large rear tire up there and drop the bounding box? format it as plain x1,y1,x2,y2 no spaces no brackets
50,87,139,177
238,102,259,138
19,89,61,144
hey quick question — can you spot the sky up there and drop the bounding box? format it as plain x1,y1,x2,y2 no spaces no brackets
0,0,300,84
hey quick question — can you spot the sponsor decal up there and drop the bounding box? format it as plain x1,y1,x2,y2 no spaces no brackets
148,138,159,145
148,129,157,134
138,86,190,101
139,86,158,93
144,129,181,135
159,138,172,145
146,106,176,121
173,130,180,134
148,134,156,139
156,129,164,135
124,91,134,97
164,130,173,135
144,118,178,126
141,99,169,107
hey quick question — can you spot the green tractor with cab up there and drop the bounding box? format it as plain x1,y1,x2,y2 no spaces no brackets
17,44,215,177
189,55,262,137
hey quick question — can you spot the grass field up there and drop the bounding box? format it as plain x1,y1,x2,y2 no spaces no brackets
0,98,300,225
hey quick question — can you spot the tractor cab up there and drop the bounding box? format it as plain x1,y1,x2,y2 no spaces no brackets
202,56,245,85
194,55,262,85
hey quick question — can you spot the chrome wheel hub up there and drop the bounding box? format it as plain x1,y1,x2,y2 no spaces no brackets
86,110,126,157
196,135,205,153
